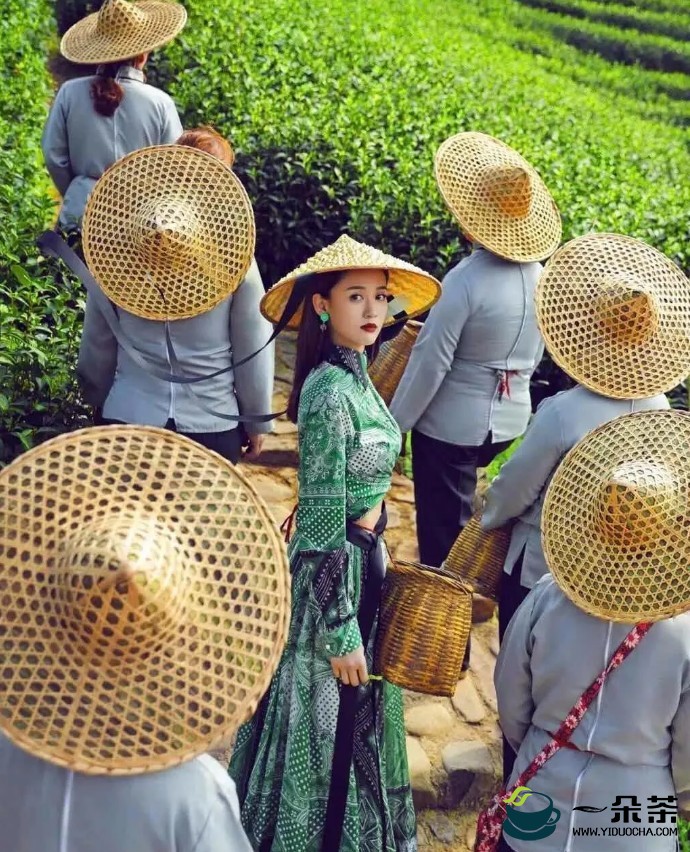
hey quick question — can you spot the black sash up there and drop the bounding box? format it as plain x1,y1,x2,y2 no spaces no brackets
321,505,388,852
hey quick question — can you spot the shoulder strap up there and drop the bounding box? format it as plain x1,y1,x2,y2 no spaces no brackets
514,620,653,790
474,621,652,852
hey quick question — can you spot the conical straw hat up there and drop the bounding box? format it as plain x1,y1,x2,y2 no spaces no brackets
82,145,256,320
0,426,290,775
536,233,690,398
542,410,690,623
260,235,441,329
61,0,187,65
434,132,562,263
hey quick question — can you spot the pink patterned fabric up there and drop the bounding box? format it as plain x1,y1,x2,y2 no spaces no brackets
474,621,652,852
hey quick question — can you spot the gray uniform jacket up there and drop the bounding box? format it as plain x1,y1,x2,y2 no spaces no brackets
77,259,275,433
389,247,544,446
0,734,253,852
496,575,690,851
41,67,182,228
481,386,669,589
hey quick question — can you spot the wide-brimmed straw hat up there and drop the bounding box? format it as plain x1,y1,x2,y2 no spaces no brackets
260,234,441,330
82,144,255,320
536,233,690,399
542,410,690,623
0,426,290,775
61,0,187,65
434,132,562,263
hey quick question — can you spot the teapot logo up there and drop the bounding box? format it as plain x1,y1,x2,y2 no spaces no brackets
503,786,561,841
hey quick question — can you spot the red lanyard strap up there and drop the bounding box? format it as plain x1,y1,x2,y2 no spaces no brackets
474,620,653,852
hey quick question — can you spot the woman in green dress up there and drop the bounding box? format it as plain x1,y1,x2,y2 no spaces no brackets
228,236,440,852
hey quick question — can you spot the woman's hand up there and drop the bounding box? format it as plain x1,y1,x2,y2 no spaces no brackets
330,645,368,686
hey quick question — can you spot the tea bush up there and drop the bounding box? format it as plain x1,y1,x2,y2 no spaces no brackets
521,3,690,73
0,0,88,464
155,0,690,286
680,818,690,852
520,0,690,44
4,0,690,464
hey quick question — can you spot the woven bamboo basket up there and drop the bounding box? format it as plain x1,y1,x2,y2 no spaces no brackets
368,321,422,405
443,512,513,601
375,560,472,697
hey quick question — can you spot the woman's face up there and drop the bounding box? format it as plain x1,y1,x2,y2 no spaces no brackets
312,269,389,352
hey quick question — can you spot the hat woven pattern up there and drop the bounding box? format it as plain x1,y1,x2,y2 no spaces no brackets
542,410,690,623
0,427,290,774
83,145,256,320
536,233,690,398
61,0,187,65
434,132,561,263
260,235,441,329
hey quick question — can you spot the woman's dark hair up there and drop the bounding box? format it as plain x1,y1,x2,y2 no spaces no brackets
286,269,385,423
91,62,133,116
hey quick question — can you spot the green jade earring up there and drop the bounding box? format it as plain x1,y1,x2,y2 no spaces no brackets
319,310,330,332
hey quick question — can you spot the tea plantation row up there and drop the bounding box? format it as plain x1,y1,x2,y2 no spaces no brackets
2,0,689,461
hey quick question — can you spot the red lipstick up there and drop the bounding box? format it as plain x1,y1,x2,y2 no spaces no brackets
361,324,378,333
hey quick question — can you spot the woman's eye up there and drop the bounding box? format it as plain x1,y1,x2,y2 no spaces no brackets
376,293,389,301
349,294,363,301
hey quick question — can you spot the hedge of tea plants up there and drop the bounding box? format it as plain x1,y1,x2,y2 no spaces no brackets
0,0,88,464
151,0,690,285
520,0,690,42
2,0,690,463
518,0,690,73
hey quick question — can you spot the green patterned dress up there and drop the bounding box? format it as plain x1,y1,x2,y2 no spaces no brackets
229,344,417,852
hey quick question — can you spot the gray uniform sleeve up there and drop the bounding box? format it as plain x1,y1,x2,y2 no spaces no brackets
76,293,117,407
41,86,73,198
671,669,690,817
229,259,275,435
160,94,183,144
389,278,471,434
481,396,564,530
190,779,254,852
494,582,544,754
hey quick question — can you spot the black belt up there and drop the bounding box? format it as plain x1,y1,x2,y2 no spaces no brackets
321,505,388,852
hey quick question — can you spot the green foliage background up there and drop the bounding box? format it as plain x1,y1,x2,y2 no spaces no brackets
0,0,88,463
151,0,690,287
1,0,689,460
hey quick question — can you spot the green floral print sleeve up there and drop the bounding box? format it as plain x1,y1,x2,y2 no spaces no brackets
297,378,362,658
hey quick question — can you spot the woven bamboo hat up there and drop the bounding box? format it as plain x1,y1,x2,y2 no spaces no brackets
542,410,690,623
61,0,187,65
434,132,561,263
0,426,290,775
82,144,255,320
536,233,690,399
260,235,441,330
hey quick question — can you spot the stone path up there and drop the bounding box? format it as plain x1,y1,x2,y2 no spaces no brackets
213,335,501,851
